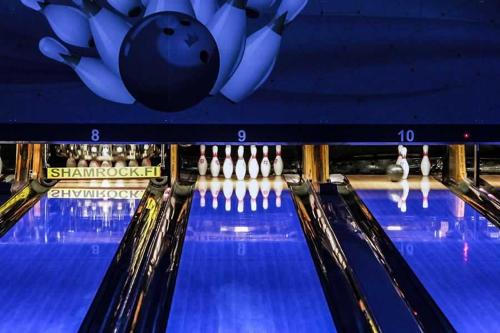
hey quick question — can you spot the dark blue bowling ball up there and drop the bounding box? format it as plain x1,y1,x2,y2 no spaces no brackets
119,12,220,112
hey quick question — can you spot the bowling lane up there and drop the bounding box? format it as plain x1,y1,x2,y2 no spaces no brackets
482,175,500,188
0,180,147,332
167,178,336,332
350,175,500,332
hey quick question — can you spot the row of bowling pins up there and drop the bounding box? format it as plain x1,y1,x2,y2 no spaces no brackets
390,177,431,213
198,145,283,179
198,177,284,212
396,145,431,179
67,156,152,168
22,0,308,104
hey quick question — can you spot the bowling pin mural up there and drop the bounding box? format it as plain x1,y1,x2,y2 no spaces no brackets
260,146,271,177
223,145,234,179
39,37,135,104
396,145,403,165
274,0,308,23
20,0,93,48
198,144,208,176
248,145,260,179
210,178,221,209
223,179,234,211
210,146,221,177
400,147,409,180
191,0,218,25
420,176,430,209
421,145,431,176
107,0,142,17
221,13,287,102
273,145,283,176
145,0,195,17
235,145,246,180
207,0,247,94
235,180,246,213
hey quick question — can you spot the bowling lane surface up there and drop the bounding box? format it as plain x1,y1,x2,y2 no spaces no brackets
167,179,336,332
482,175,500,188
0,180,146,332
351,175,500,332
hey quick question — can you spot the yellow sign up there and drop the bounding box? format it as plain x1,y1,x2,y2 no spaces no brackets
47,166,161,180
48,188,145,200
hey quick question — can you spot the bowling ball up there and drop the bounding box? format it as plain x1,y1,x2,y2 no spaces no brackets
386,164,404,182
120,12,220,112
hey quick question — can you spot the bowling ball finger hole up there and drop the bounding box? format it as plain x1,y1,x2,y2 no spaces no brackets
180,19,191,26
200,51,209,64
163,28,175,36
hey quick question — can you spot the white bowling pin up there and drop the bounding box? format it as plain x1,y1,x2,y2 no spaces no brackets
235,145,246,180
421,145,431,176
235,180,246,213
274,0,307,23
198,176,208,207
222,179,234,211
222,145,234,179
273,145,283,176
248,145,260,179
207,0,246,94
247,0,276,11
198,144,208,176
145,0,195,17
260,145,271,177
141,157,152,166
129,159,139,167
89,159,100,167
400,180,409,213
39,37,135,104
210,145,220,177
260,177,271,210
108,0,142,17
21,0,92,48
210,178,221,209
221,13,287,102
78,158,88,167
66,154,77,167
191,0,218,25
400,147,409,180
248,179,259,212
396,145,403,165
78,0,132,75
420,176,430,209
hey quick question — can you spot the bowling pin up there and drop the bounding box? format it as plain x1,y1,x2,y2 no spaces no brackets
235,145,246,180
235,180,246,213
400,147,409,180
248,178,259,211
260,145,271,177
221,13,287,102
273,145,283,176
222,179,234,211
145,0,195,17
396,145,403,165
198,144,208,176
21,0,92,48
210,146,221,177
260,177,271,210
191,0,218,25
274,0,307,23
198,176,208,207
77,0,132,75
400,180,409,213
222,145,234,179
421,145,431,176
248,145,260,179
39,37,135,104
273,177,283,207
210,178,221,209
129,159,139,167
66,153,77,167
207,0,247,94
107,0,142,17
78,158,88,167
141,157,152,166
420,176,430,209
247,0,276,11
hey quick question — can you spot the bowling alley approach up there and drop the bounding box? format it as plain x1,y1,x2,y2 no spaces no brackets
3,0,500,332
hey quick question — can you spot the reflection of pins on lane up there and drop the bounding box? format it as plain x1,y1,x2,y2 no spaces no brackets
273,145,283,176
274,177,283,207
235,180,246,213
78,0,132,75
207,0,247,95
198,144,208,176
235,145,246,181
421,145,431,176
107,0,143,17
223,145,234,179
260,145,271,177
248,179,259,212
221,13,287,103
198,176,208,207
420,176,430,209
400,147,409,180
396,145,403,165
145,0,195,17
400,180,409,213
39,37,135,104
191,0,218,25
21,0,92,48
223,179,234,212
274,0,308,23
210,179,221,210
210,146,220,177
248,145,260,179
260,178,271,210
